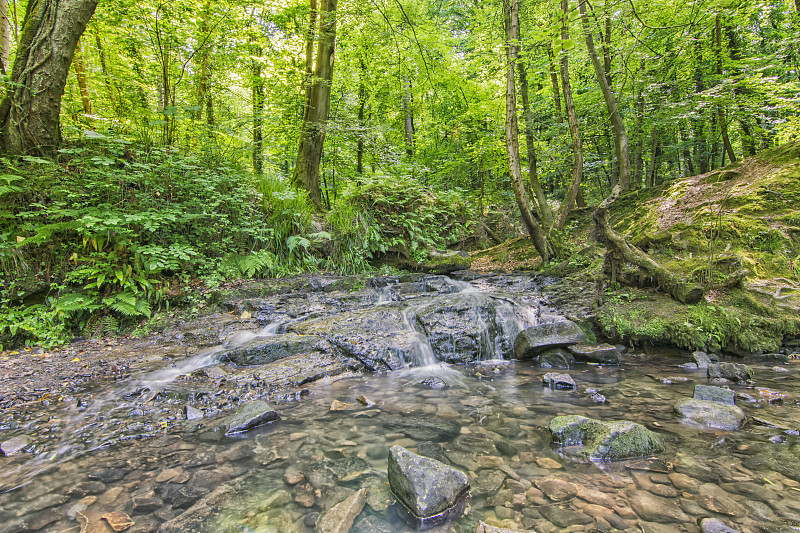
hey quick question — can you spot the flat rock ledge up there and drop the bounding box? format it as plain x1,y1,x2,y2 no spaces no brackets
514,319,586,359
222,400,279,435
549,415,665,461
387,445,470,529
674,398,746,430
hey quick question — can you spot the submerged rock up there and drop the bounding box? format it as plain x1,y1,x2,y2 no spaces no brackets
694,385,735,405
388,445,470,527
222,400,279,435
538,348,575,369
224,333,322,366
383,416,461,441
514,319,586,359
700,517,740,533
568,343,621,364
542,372,576,390
476,521,533,532
549,415,665,460
0,435,30,456
674,398,746,430
707,362,754,382
316,488,367,533
691,351,713,368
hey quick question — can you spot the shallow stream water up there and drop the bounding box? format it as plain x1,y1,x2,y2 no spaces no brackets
1,276,799,533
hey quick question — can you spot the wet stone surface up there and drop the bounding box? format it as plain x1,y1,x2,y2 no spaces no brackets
0,273,798,533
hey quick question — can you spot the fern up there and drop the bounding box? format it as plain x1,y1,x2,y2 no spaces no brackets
103,315,119,335
55,293,100,315
104,292,152,317
239,250,277,278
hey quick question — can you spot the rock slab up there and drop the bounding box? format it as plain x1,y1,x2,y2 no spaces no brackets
694,385,735,405
549,415,665,460
388,445,470,521
542,373,576,390
514,320,586,359
707,362,754,382
674,398,745,430
0,435,30,456
568,343,621,364
223,400,279,435
316,488,367,533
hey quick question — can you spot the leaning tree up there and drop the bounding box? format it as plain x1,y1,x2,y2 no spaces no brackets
0,0,99,155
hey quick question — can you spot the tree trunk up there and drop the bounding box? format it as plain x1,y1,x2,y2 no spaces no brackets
403,75,414,155
517,56,554,228
73,37,93,119
93,28,117,113
555,0,584,229
714,14,735,165
251,44,264,176
648,125,660,187
293,0,337,209
0,0,9,74
0,0,99,154
578,0,630,190
504,0,550,263
357,58,367,176
195,0,211,123
547,46,563,122
301,0,317,123
634,85,644,187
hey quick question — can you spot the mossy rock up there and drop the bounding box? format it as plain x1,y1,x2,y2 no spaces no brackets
549,415,665,461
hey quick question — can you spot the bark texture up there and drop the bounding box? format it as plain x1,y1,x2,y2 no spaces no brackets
504,0,550,262
293,0,337,209
555,0,584,229
1,0,99,154
578,0,630,190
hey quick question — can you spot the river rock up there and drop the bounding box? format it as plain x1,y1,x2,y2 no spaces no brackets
222,400,279,435
1,435,30,456
388,445,470,525
674,398,745,430
101,511,135,532
707,362,754,382
185,405,204,420
691,351,713,368
514,319,586,359
549,415,665,460
542,372,576,389
538,348,575,369
535,477,578,501
476,522,532,533
568,343,621,364
316,488,367,533
700,517,740,533
627,489,689,523
224,333,322,366
694,384,735,405
383,415,461,441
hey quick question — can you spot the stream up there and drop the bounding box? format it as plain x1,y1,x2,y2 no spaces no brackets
0,273,799,533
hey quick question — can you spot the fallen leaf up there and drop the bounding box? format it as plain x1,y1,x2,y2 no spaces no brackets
241,310,252,319
72,357,81,362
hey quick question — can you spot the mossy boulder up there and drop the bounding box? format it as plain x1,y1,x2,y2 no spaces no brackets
548,415,665,461
707,362,754,382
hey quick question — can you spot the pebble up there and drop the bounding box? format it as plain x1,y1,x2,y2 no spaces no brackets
535,477,578,501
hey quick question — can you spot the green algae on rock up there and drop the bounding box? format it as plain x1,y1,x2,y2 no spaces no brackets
548,415,665,461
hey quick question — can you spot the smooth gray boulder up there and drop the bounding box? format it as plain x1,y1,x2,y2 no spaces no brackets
543,372,576,390
707,362,754,382
222,400,279,435
692,351,713,368
538,348,575,369
694,385,735,405
549,415,665,461
674,398,746,430
514,320,586,359
567,343,620,364
388,445,469,527
224,333,322,366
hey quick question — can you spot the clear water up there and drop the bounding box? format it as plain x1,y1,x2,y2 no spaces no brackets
1,354,799,532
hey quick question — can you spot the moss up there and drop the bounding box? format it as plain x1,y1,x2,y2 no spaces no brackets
549,416,665,461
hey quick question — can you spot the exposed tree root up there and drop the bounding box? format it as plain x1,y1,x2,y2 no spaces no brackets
593,185,705,305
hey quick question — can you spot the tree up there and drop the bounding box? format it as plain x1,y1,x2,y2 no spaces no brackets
578,0,630,190
294,0,338,209
555,0,584,229
0,0,99,154
504,0,551,262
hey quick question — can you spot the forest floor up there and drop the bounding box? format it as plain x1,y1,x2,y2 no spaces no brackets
4,143,800,411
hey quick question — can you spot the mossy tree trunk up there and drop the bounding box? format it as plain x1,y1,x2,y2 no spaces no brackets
0,0,99,155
